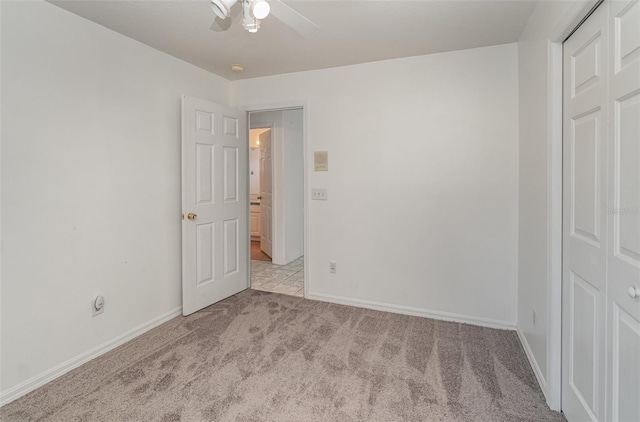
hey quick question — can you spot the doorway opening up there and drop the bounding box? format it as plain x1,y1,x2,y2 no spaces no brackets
249,127,272,262
248,108,304,298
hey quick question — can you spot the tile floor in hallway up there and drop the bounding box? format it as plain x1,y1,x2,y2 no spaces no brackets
251,256,304,297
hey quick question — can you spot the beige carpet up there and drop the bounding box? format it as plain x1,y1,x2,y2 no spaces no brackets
1,290,564,421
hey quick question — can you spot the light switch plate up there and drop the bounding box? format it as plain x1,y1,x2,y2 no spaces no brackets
312,188,327,200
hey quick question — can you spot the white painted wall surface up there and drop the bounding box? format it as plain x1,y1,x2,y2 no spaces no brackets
516,0,593,409
0,1,231,400
233,44,520,326
282,109,304,263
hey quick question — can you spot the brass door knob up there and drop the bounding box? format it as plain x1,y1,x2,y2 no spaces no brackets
187,212,197,221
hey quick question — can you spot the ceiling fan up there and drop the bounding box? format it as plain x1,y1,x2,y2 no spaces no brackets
209,0,319,36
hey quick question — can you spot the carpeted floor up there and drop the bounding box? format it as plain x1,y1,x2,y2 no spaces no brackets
1,290,565,421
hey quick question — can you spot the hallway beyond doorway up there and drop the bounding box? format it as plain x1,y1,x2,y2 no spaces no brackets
251,257,303,297
251,240,271,261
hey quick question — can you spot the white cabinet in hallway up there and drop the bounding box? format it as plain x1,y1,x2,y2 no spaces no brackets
250,203,261,239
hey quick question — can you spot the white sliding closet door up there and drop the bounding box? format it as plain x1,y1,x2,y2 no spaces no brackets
562,1,640,421
562,4,609,420
606,0,640,420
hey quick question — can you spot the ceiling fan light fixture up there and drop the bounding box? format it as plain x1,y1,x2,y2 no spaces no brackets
243,20,260,33
242,2,260,33
250,0,270,20
210,0,237,19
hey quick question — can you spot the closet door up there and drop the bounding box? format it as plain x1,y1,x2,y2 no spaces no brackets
562,3,609,421
606,1,640,421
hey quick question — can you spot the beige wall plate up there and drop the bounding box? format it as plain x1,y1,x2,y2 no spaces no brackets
314,151,328,171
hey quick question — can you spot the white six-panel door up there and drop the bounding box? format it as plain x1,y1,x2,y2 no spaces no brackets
181,96,248,316
606,0,640,420
259,129,273,257
563,4,609,420
563,1,640,420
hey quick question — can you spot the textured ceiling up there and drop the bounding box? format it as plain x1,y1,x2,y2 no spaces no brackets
49,0,538,80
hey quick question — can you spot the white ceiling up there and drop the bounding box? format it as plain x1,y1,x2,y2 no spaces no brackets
49,0,538,80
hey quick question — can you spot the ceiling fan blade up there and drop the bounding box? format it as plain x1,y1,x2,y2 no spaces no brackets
269,0,319,37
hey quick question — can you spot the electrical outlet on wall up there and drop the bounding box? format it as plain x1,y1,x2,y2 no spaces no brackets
329,261,337,274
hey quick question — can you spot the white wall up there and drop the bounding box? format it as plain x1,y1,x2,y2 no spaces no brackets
282,109,304,263
517,0,593,409
233,44,520,326
0,0,231,401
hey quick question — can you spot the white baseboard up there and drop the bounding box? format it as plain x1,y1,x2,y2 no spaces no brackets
0,306,182,407
516,327,548,398
306,292,516,330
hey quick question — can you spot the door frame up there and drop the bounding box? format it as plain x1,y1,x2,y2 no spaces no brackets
543,0,603,411
243,102,309,298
